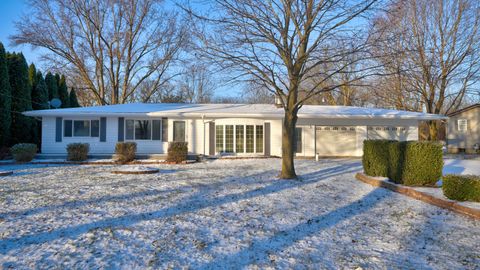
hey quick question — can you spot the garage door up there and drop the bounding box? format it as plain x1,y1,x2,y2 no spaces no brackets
367,126,410,140
316,126,357,156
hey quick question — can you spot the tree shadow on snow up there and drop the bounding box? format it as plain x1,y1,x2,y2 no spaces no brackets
0,161,365,255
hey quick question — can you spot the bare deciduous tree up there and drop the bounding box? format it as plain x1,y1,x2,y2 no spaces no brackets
177,64,215,103
12,0,188,105
372,0,480,140
188,0,379,178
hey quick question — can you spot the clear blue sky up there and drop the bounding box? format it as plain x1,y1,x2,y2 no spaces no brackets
0,0,45,66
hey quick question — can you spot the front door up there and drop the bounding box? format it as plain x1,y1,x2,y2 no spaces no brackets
173,121,186,142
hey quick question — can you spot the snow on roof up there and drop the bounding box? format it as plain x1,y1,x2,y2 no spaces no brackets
23,103,447,120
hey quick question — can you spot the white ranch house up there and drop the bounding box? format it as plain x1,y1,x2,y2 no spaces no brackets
24,103,446,158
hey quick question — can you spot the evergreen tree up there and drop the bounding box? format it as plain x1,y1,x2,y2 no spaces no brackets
32,71,49,110
57,74,69,108
69,88,81,107
45,72,58,100
28,64,37,90
0,43,11,147
7,53,33,144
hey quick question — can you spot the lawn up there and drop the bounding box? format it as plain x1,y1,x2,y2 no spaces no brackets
0,159,479,269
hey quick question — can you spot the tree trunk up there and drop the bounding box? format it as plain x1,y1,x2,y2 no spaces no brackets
428,120,438,141
280,111,297,179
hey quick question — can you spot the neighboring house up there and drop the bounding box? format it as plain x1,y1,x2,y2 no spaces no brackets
447,104,480,154
24,103,445,157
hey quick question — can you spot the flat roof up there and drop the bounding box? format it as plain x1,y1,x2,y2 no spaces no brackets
23,103,448,120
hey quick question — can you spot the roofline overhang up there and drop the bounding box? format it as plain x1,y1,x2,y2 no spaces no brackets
23,111,448,120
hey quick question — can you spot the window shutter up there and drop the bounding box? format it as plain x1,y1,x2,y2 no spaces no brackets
162,117,168,142
118,117,124,142
100,117,107,142
55,117,62,142
264,123,270,156
209,122,215,155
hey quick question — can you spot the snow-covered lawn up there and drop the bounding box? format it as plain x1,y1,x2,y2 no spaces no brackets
444,158,480,175
0,159,479,269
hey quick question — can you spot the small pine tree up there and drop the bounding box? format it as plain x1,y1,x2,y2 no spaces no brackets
0,43,11,147
45,72,58,100
32,71,49,110
58,74,69,108
69,87,81,107
7,53,34,145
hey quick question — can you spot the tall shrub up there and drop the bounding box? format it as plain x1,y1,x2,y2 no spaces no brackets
386,141,405,184
32,71,49,110
58,74,70,108
7,53,34,145
362,140,393,177
401,141,443,186
45,72,58,100
0,43,11,147
69,88,80,107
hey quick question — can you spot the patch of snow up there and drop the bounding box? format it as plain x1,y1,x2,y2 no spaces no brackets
0,159,478,269
443,159,480,175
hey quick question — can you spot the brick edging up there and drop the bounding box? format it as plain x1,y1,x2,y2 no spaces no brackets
355,173,480,220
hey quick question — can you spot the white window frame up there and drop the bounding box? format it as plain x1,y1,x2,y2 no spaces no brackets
125,119,162,141
63,119,99,138
458,119,468,132
215,124,264,155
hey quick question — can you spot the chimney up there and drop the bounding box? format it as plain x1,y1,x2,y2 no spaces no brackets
274,95,283,108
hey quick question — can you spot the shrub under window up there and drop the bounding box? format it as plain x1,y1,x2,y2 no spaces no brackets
10,143,37,162
66,143,89,161
115,142,137,163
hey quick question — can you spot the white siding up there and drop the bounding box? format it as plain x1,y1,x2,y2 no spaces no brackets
42,116,167,155
40,115,419,157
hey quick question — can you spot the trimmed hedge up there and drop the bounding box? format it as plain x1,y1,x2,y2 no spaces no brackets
443,175,480,202
115,142,137,163
167,142,188,163
362,140,393,176
66,143,89,161
11,143,37,162
400,141,443,186
363,140,443,186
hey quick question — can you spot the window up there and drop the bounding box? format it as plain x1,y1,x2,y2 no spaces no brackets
216,125,224,152
135,120,151,140
126,120,135,140
225,125,234,152
236,125,244,153
91,120,100,137
173,121,185,142
152,120,161,140
256,125,263,153
64,119,99,137
125,119,162,140
295,128,302,153
216,124,264,154
64,120,73,137
458,119,468,132
74,120,90,137
246,125,254,153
